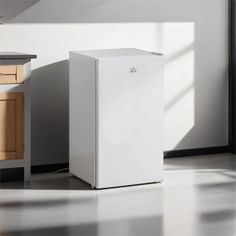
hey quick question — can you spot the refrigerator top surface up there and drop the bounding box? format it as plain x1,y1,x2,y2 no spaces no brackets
71,48,163,59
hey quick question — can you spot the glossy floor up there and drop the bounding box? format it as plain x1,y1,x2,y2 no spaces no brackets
0,153,236,236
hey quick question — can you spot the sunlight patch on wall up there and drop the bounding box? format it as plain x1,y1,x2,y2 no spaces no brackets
0,23,161,69
163,23,195,150
0,22,195,150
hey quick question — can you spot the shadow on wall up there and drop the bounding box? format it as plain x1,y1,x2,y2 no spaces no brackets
173,67,228,150
31,60,69,165
1,0,202,24
0,0,39,23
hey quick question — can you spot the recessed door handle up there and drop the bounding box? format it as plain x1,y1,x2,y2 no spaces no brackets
130,67,137,73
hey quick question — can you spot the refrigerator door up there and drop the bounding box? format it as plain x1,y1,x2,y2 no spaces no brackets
97,55,164,188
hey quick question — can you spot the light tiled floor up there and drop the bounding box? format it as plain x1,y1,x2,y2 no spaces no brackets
0,153,236,236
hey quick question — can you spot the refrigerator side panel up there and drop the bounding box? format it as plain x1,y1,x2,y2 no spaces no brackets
69,52,96,186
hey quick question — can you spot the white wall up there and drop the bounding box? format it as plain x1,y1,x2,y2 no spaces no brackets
0,0,228,165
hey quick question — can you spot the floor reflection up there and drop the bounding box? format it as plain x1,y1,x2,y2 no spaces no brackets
0,153,236,236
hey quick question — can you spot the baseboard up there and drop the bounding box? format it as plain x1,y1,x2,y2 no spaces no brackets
164,146,230,158
229,143,236,154
31,163,69,174
229,0,236,154
30,146,230,174
0,167,24,183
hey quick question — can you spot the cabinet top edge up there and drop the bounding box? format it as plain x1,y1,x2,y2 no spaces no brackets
0,52,37,60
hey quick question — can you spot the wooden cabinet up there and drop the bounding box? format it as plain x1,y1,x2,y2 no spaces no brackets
0,52,36,182
0,93,24,160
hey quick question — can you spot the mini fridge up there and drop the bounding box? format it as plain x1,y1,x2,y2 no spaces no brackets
69,48,164,189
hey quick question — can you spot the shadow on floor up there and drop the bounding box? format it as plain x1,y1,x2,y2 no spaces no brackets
164,153,236,171
0,193,93,209
0,172,91,190
0,215,163,236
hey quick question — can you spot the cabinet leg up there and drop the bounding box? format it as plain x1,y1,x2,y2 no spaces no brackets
24,166,31,181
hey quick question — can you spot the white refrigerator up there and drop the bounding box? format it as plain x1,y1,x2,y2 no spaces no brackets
69,48,164,189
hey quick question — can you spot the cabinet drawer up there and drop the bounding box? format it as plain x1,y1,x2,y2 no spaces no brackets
0,65,24,84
